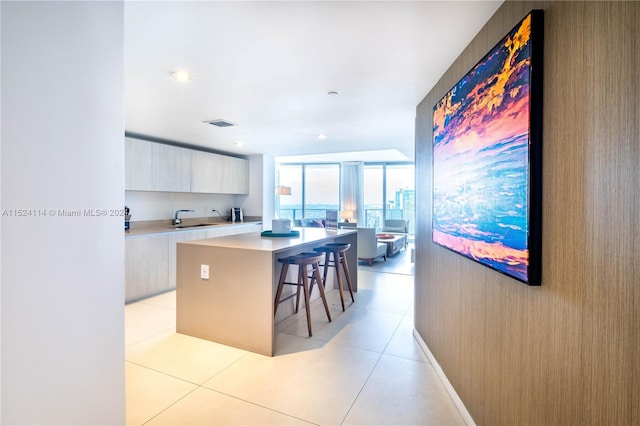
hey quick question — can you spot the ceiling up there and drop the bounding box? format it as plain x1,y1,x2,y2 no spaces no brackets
124,1,503,162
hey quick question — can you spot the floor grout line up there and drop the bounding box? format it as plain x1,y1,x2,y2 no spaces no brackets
125,326,175,349
338,311,406,425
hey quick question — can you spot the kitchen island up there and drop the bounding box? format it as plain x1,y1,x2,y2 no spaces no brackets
124,220,263,303
176,228,358,356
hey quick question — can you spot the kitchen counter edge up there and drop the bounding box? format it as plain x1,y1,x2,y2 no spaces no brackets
125,221,263,238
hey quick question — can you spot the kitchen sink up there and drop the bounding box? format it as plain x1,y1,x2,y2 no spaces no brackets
171,223,222,229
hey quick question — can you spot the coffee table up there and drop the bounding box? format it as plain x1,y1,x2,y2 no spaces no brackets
376,233,407,257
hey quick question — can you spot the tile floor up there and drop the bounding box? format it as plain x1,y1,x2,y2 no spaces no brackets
125,251,465,425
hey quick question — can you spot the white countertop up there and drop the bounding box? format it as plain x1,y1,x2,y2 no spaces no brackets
179,227,356,253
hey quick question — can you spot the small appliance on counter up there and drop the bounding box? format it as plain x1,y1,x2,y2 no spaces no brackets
230,207,243,223
124,206,131,230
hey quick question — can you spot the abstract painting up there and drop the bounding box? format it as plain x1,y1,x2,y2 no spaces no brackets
432,11,543,285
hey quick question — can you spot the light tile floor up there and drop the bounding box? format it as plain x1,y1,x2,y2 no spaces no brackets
125,257,465,425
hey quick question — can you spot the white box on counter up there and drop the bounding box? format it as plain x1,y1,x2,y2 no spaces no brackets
272,219,292,233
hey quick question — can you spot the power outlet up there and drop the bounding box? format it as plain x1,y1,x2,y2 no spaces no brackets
200,264,210,280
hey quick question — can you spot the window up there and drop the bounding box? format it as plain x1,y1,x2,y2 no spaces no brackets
363,165,383,228
277,165,302,220
304,164,340,219
277,162,414,234
364,163,415,234
277,164,339,220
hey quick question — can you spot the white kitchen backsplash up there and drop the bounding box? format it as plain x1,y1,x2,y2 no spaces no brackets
125,191,241,222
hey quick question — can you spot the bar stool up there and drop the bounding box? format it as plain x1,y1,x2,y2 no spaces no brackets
313,243,354,311
274,252,332,337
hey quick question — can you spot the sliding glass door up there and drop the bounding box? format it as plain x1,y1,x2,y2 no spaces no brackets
363,163,415,234
385,164,415,234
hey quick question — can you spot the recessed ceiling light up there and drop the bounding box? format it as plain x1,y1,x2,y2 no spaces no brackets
234,141,244,147
328,91,338,96
170,70,192,81
317,134,328,140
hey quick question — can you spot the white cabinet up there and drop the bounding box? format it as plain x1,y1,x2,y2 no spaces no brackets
222,155,249,194
126,137,248,194
152,142,191,192
190,150,249,194
189,150,224,194
125,138,190,192
125,137,153,191
125,234,170,302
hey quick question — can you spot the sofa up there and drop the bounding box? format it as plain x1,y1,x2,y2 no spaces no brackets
293,218,326,228
356,227,387,266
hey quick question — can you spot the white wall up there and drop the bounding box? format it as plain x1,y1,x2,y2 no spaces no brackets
244,154,275,227
1,2,125,424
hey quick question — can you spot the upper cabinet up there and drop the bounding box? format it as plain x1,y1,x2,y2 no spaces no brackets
190,150,249,194
189,150,223,193
125,138,190,192
152,142,191,192
223,155,249,194
125,137,153,191
125,137,249,194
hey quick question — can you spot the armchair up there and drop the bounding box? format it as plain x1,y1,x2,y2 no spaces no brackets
381,219,409,251
356,227,387,266
382,219,409,235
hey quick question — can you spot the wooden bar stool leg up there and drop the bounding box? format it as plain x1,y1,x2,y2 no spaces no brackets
340,251,355,303
321,252,330,288
333,252,346,311
313,262,332,322
300,262,317,310
301,267,313,337
274,263,289,316
309,252,328,299
294,266,304,313
309,263,318,296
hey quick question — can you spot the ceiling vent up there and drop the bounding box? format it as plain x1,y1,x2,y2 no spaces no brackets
205,119,236,128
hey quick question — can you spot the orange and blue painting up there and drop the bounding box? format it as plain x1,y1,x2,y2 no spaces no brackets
432,13,539,283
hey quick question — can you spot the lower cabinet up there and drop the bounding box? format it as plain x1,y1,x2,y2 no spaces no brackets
125,234,170,303
126,223,262,303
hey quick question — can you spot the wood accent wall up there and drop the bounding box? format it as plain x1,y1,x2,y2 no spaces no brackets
414,1,639,424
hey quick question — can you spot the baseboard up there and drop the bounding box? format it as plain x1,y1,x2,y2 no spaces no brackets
413,329,476,426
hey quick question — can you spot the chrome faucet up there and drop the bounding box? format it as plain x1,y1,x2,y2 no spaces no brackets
173,209,194,225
